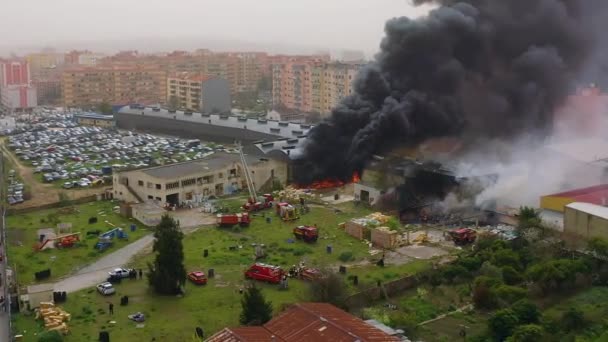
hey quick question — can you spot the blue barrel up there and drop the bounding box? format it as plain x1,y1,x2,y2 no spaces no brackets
130,224,136,232
101,166,113,175
326,245,332,254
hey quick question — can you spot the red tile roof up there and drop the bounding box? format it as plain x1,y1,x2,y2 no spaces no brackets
206,303,399,342
544,184,608,205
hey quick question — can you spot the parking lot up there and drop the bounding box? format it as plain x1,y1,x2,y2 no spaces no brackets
3,114,237,206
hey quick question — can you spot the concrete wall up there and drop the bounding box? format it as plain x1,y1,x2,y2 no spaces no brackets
115,112,278,143
564,207,608,239
201,78,231,114
353,183,382,205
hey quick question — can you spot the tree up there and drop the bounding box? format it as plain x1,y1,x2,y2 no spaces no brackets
507,324,543,342
97,101,113,115
309,272,348,308
240,285,273,325
494,285,528,305
147,215,186,295
472,276,501,310
560,307,587,333
441,265,470,284
38,330,63,342
168,95,179,110
517,206,542,235
488,309,519,341
588,237,608,259
492,249,522,270
502,266,524,285
458,256,483,272
512,299,540,325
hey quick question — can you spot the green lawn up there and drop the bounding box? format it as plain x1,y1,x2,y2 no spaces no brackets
11,202,439,341
6,201,150,284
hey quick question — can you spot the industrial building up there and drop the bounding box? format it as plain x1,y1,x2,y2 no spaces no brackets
112,152,287,206
564,202,608,240
72,113,115,128
541,184,608,212
116,106,311,143
167,72,231,113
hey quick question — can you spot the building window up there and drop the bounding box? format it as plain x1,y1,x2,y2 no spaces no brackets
138,180,144,187
156,184,162,190
181,178,196,187
148,195,153,199
218,172,223,179
155,197,161,201
166,181,179,190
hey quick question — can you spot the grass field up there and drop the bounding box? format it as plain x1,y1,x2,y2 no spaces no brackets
6,201,149,285
11,202,439,341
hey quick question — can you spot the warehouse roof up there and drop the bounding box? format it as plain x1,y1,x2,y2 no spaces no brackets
566,202,608,220
118,106,312,139
128,152,260,179
207,303,399,341
543,184,608,205
252,137,307,159
73,112,114,120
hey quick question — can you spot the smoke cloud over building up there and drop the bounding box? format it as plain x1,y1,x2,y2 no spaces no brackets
296,0,608,187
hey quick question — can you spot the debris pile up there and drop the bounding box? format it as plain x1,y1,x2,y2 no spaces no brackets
275,186,312,203
35,302,71,335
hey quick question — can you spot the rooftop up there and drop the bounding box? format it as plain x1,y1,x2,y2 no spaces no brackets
543,184,608,205
566,202,608,220
73,112,114,120
168,72,216,82
127,152,260,180
207,303,399,342
118,106,312,139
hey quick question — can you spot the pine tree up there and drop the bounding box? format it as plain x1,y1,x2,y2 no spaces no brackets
147,215,186,295
240,285,273,325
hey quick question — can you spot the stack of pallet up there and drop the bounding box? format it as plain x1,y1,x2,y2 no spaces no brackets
35,302,71,335
275,186,311,203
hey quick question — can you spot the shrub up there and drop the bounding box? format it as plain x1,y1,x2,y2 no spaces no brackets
507,324,544,342
560,307,587,333
441,265,469,284
458,256,483,272
338,251,354,262
512,299,540,325
495,285,527,305
479,261,503,280
502,266,524,285
488,309,519,341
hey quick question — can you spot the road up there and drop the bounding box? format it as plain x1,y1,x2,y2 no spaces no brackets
54,234,154,293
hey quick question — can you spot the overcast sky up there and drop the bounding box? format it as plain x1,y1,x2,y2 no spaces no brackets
1,0,432,54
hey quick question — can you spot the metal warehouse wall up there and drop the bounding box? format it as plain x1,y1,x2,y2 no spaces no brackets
564,207,608,240
115,112,279,143
540,195,575,212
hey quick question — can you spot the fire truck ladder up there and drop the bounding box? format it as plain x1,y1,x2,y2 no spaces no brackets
238,143,257,201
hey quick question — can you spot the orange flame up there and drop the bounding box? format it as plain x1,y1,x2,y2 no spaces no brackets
298,172,360,189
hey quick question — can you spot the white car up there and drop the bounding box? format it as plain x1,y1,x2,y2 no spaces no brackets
96,282,116,295
108,268,134,279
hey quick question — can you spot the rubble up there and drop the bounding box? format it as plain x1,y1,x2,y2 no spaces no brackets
35,302,71,335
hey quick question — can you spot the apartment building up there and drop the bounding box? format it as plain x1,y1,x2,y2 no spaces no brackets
272,61,362,116
167,72,231,113
0,60,37,112
62,66,167,108
112,152,287,205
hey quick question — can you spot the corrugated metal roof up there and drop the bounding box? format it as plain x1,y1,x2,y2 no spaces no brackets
565,202,608,220
73,112,114,120
543,184,608,206
118,106,311,139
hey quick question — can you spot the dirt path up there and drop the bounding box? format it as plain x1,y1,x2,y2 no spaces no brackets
0,140,103,209
53,234,155,293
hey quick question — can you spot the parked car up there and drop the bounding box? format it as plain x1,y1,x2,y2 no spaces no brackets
63,182,73,189
244,263,284,284
187,271,208,285
96,282,116,295
108,268,135,279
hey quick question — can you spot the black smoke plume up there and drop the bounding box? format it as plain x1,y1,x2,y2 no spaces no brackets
296,0,608,185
